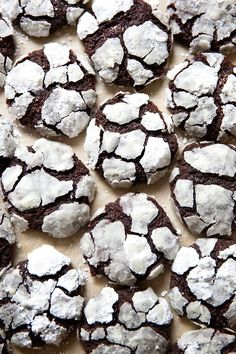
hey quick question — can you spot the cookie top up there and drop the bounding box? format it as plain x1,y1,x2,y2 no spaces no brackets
81,192,180,286
169,238,236,331
170,142,236,238
1,138,96,238
0,0,88,37
0,245,86,348
85,92,178,188
166,52,236,142
0,16,14,88
172,328,236,354
0,208,16,277
5,42,96,138
79,286,173,354
77,0,172,88
168,0,236,54
0,118,16,175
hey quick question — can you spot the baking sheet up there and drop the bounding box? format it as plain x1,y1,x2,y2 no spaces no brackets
0,1,235,353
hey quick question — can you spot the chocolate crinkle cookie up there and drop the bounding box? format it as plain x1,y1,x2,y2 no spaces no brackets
0,208,16,277
0,118,16,175
0,0,89,37
170,142,236,238
1,138,96,238
0,16,14,88
77,0,172,88
171,328,236,354
0,245,86,348
168,0,236,54
79,286,173,354
168,238,236,331
81,192,180,286
5,42,96,138
85,92,178,188
166,52,236,142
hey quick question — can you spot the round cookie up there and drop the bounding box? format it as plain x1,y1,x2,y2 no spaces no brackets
170,142,236,238
166,52,236,142
169,238,236,331
5,42,96,138
1,138,96,238
0,16,14,88
81,192,180,286
168,0,236,54
0,244,86,348
85,92,178,188
79,286,173,354
0,118,16,175
0,0,89,38
0,208,16,276
77,0,172,88
172,328,236,354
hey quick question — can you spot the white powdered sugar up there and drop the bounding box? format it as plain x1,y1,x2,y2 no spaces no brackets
166,52,236,141
5,42,96,138
80,287,172,353
1,138,96,238
0,16,14,87
0,208,16,276
80,192,179,286
85,92,178,188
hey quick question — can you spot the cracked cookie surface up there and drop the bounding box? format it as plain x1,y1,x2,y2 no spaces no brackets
0,208,16,277
170,142,236,238
0,245,86,348
0,118,16,175
169,238,236,331
172,328,236,353
166,52,236,142
1,138,96,238
0,0,88,37
5,42,96,138
168,0,236,54
77,0,172,88
81,192,180,286
85,92,178,188
0,16,14,88
79,286,173,354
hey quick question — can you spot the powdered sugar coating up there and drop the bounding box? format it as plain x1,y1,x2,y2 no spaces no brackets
169,239,236,331
0,245,86,348
80,287,173,353
170,142,236,238
5,42,96,138
0,0,88,37
167,52,236,142
80,192,180,286
0,208,16,276
1,138,96,238
0,16,14,88
85,92,178,188
77,0,172,88
168,0,236,54
0,329,10,354
0,118,16,175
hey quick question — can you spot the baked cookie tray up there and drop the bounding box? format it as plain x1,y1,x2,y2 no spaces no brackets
0,1,235,353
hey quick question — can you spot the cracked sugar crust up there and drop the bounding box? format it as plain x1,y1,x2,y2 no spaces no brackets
0,329,11,354
79,286,173,354
0,244,86,349
168,0,236,54
0,118,16,175
172,328,236,354
0,0,89,38
169,238,236,331
0,208,16,277
85,92,178,188
77,0,172,89
166,52,236,142
170,142,236,238
81,192,180,286
1,138,96,238
0,16,14,88
5,42,96,139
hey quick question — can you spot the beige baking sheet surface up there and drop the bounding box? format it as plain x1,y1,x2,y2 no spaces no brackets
1,1,235,353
